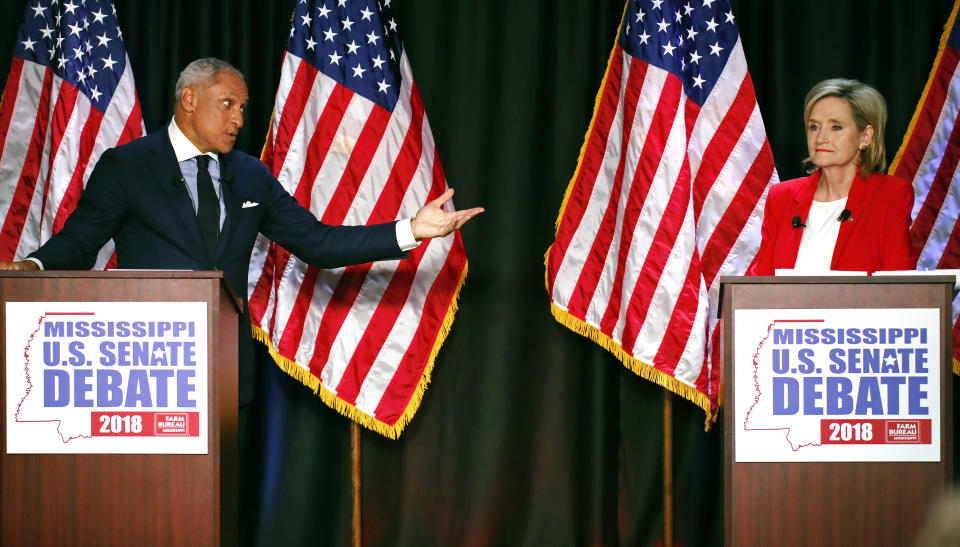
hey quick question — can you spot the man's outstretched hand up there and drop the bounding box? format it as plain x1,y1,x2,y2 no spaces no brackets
411,188,484,240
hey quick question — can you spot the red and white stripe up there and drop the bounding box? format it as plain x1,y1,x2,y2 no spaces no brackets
890,6,960,369
546,39,776,422
248,51,468,438
0,56,143,267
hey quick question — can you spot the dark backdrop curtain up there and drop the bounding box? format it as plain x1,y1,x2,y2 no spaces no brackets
1,1,957,545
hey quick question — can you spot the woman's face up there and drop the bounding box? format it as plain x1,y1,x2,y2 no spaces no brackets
805,96,872,171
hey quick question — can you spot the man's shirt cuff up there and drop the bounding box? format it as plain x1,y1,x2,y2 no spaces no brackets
396,218,421,251
25,257,44,270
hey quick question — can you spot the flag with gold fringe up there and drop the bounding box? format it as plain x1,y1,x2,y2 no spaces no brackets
889,0,960,375
545,0,777,425
247,0,468,438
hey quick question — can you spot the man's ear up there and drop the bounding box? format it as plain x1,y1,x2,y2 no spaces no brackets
181,87,197,114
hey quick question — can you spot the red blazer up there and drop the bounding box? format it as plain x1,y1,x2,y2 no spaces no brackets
747,171,917,276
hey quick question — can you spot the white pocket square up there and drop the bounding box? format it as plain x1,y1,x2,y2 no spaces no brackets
242,201,259,208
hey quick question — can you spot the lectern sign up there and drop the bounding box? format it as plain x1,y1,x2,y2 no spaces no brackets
733,308,940,462
4,302,209,454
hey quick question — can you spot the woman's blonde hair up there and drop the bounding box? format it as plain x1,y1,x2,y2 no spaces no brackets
803,78,887,178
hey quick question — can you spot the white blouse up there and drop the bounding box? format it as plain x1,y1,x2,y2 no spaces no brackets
793,197,848,272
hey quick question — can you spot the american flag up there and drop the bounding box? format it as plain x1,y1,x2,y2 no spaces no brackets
247,0,468,438
889,0,960,375
545,0,777,423
0,0,143,267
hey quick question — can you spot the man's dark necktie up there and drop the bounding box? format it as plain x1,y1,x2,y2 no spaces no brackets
194,155,219,256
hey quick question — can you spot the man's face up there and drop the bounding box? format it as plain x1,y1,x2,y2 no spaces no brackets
181,71,247,154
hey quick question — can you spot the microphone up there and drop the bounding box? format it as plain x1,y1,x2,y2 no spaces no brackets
791,215,805,229
837,209,852,222
173,175,185,186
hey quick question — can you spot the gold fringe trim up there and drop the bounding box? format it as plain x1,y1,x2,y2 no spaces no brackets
252,261,469,440
889,0,960,174
954,356,959,376
260,108,276,162
548,2,628,236
550,302,717,431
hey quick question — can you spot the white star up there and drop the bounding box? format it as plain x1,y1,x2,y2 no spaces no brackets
77,69,86,82
389,48,395,60
318,5,331,18
57,56,67,69
97,32,112,47
692,74,705,88
91,9,107,24
351,63,365,78
684,2,693,15
87,64,97,77
674,9,682,22
681,59,686,70
117,27,123,40
651,0,663,9
705,18,718,32
384,0,391,6
68,22,83,37
703,0,716,7
377,79,390,93
82,16,90,29
328,51,342,65
55,13,61,25
689,50,701,64
56,34,64,48
635,8,644,22
338,0,347,5
360,7,374,21
300,13,312,26
31,2,45,17
662,42,676,56
101,54,117,70
152,347,165,359
72,46,84,60
289,26,295,38
389,19,397,31
656,19,670,33
342,17,354,31
305,36,317,50
89,86,101,103
686,26,698,40
39,26,55,40
346,40,360,54
366,30,380,44
21,37,36,51
884,355,897,367
725,11,735,24
85,40,93,53
49,47,57,60
709,41,723,56
323,28,337,41
638,30,650,45
371,55,385,69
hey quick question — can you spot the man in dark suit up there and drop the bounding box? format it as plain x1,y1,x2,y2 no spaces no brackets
0,58,482,403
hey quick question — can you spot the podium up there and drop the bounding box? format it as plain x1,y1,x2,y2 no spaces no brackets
0,271,240,546
720,275,955,546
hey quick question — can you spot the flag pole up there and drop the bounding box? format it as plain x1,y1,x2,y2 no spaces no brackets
663,390,674,547
351,421,362,547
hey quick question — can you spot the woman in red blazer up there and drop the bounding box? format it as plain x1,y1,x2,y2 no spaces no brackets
748,79,917,276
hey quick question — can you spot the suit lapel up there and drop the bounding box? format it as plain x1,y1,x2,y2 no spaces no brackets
784,172,819,267
830,173,868,268
148,132,208,254
216,152,241,259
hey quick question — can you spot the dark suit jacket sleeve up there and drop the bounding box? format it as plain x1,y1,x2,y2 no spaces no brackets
28,149,128,269
254,166,405,268
878,178,918,271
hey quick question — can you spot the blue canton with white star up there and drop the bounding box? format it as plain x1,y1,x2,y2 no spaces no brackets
14,0,127,112
620,0,738,106
289,0,403,112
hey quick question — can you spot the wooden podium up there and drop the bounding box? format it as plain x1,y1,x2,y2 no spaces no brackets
720,275,955,546
0,271,240,546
